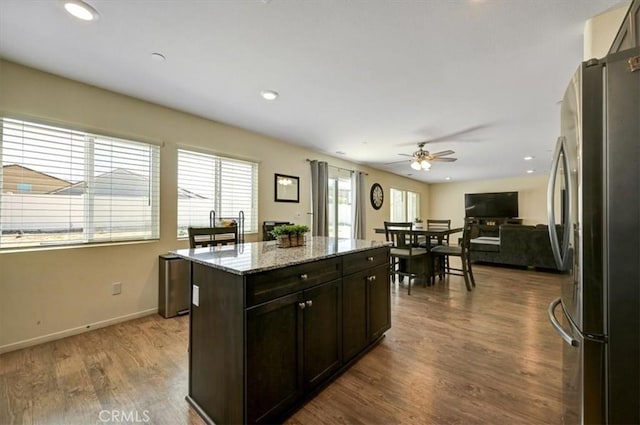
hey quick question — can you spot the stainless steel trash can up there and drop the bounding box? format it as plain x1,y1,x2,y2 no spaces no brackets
158,254,190,318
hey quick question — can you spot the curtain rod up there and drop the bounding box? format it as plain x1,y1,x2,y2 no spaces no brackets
305,158,368,175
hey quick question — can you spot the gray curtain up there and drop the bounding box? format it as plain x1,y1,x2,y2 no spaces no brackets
352,171,366,239
310,160,328,236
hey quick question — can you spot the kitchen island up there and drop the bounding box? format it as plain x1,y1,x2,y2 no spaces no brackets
173,236,391,425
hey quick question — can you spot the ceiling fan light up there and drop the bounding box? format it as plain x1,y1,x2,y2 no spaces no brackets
420,160,431,170
410,160,422,170
63,0,99,21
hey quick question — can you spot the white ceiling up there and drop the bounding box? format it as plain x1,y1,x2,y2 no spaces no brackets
0,0,627,183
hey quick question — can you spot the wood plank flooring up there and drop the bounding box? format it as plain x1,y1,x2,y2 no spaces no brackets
0,262,563,424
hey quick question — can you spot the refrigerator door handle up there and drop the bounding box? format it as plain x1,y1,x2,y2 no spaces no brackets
548,297,579,347
547,136,572,271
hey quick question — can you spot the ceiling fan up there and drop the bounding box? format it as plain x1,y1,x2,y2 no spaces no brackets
387,124,490,170
386,142,457,170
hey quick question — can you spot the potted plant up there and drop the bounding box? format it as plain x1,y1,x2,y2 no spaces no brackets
291,224,310,246
270,224,292,247
414,218,424,229
270,224,310,247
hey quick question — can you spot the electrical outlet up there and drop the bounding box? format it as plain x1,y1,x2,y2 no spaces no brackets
112,282,122,295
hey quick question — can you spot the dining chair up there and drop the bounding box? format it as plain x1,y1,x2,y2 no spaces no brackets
427,219,452,275
429,219,476,291
188,226,238,248
384,221,429,295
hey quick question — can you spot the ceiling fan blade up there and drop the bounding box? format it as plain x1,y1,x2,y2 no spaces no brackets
422,124,490,144
384,159,411,165
430,157,457,162
397,123,492,146
429,150,455,158
398,153,413,157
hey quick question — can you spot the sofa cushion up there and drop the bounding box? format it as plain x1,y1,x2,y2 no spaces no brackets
470,236,500,252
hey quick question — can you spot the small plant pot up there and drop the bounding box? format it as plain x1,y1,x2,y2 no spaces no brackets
278,234,291,248
297,234,305,246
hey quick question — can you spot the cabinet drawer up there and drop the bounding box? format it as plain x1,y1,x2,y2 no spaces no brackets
246,257,342,307
342,247,389,276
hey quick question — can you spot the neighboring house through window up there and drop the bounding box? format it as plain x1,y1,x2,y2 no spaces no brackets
177,149,258,237
0,117,160,249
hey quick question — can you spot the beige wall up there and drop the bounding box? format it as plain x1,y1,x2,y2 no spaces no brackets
428,175,549,229
0,60,428,352
584,2,630,60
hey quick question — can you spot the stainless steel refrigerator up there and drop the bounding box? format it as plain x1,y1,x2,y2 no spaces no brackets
547,46,640,424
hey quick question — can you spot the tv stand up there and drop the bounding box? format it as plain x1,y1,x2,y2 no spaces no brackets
467,217,522,237
468,217,522,226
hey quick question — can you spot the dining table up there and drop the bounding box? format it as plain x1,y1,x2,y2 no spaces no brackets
374,226,463,284
373,226,463,242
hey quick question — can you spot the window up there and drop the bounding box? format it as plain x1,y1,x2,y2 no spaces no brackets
0,117,160,249
390,188,420,222
177,149,258,237
327,166,353,238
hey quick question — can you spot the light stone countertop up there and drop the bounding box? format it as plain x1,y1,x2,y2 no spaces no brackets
172,236,389,275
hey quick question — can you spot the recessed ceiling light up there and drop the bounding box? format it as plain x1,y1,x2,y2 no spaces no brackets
151,52,166,62
524,156,535,161
445,176,451,181
63,0,99,21
527,169,535,174
260,90,279,101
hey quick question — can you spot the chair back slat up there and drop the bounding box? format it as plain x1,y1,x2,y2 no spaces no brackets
427,219,451,244
383,221,414,249
460,218,474,254
188,226,238,248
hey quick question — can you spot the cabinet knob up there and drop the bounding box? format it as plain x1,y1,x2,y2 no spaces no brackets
305,300,313,307
367,275,376,282
367,256,374,262
298,302,306,309
300,274,308,280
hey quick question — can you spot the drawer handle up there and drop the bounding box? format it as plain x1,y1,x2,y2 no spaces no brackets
298,302,306,310
305,300,313,307
367,256,374,262
367,275,376,282
300,274,308,280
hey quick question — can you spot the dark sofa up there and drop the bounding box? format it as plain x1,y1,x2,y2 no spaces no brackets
470,224,562,270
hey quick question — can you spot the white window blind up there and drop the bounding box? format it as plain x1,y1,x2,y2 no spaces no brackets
0,117,160,249
177,149,258,237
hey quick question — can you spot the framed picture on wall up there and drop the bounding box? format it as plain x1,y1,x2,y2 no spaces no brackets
275,173,299,203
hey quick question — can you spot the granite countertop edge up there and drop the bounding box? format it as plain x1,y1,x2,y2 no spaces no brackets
172,238,390,276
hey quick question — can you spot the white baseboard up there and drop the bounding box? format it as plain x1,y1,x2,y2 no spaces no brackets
0,308,158,354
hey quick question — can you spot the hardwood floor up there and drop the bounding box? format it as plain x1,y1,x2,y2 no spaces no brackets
0,262,563,424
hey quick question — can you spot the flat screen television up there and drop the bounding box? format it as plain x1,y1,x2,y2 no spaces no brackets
464,191,519,218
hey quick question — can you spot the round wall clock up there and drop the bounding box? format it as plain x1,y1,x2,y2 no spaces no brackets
370,183,384,210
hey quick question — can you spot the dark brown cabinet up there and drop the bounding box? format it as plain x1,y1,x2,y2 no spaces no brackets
185,245,390,425
369,264,392,341
342,270,368,360
302,280,342,387
342,248,390,362
246,280,342,423
247,291,303,424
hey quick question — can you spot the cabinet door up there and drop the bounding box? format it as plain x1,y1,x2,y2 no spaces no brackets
303,279,342,388
247,292,304,424
369,264,391,341
342,270,368,361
